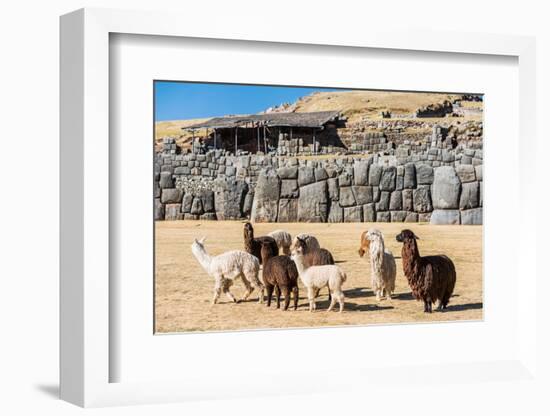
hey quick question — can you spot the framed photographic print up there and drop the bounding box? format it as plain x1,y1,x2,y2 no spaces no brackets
60,7,539,408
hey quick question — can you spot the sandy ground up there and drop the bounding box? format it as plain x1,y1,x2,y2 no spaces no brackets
155,221,483,333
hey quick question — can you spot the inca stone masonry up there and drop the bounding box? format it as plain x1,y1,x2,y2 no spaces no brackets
155,138,483,225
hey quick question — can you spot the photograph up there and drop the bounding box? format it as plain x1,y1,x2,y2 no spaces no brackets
154,82,483,333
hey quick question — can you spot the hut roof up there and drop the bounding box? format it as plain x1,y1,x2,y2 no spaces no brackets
182,111,341,130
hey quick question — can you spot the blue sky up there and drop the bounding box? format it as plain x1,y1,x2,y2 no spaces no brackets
154,81,345,121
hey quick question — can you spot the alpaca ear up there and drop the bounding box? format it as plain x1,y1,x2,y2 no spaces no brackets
414,233,420,240
199,236,207,244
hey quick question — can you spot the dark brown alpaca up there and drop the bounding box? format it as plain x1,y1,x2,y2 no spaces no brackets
396,229,456,313
260,241,299,310
243,222,278,264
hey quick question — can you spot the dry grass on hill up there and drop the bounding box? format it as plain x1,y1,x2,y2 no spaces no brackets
155,221,483,333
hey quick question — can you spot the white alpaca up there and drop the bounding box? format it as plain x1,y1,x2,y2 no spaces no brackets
267,229,292,255
290,233,320,253
365,229,396,301
191,237,264,305
291,252,346,312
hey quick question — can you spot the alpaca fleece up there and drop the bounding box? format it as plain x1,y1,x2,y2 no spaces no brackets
364,229,396,300
357,230,370,258
260,242,299,310
267,229,292,255
291,252,347,312
191,238,263,304
243,222,278,264
396,229,456,313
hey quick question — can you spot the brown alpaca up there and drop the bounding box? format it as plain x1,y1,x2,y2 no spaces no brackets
395,229,456,313
357,230,370,258
243,222,278,264
260,241,299,310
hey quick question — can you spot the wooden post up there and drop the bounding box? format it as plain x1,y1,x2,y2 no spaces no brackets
191,129,195,154
234,127,238,155
213,128,216,150
257,124,260,153
263,125,267,154
312,128,316,155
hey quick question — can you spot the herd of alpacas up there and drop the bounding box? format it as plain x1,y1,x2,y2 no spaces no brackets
190,223,457,313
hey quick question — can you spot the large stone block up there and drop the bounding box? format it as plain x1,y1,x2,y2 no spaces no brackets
459,181,479,209
455,164,476,183
353,161,370,186
339,187,356,207
352,186,373,205
404,163,416,189
389,191,402,210
297,167,315,186
376,211,391,222
344,206,363,222
165,203,183,220
182,193,193,213
327,178,339,201
390,211,407,222
214,179,249,220
363,203,376,222
251,169,280,222
243,191,254,216
416,164,434,185
338,172,352,187
197,190,214,213
314,168,328,182
379,166,397,191
368,164,383,186
190,197,204,215
376,191,390,211
460,208,483,225
200,213,217,221
402,189,413,211
432,166,461,209
278,199,298,222
154,198,165,221
404,212,418,223
280,179,299,199
277,166,298,180
328,202,344,223
475,165,483,181
430,209,460,225
159,172,174,189
174,166,190,175
298,181,328,222
161,188,183,204
413,185,433,213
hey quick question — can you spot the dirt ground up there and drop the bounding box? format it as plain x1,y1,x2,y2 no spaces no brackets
155,221,483,333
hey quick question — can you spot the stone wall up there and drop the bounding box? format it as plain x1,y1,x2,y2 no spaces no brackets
155,138,483,225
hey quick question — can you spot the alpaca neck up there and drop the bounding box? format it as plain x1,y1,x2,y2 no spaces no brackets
370,239,385,274
193,245,212,272
293,254,309,277
402,240,421,279
244,228,254,252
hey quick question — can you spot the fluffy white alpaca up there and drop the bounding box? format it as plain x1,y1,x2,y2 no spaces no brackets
365,229,396,301
290,233,320,253
191,237,263,305
291,252,346,312
267,229,292,255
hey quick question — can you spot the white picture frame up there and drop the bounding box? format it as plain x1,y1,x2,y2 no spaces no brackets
60,7,538,408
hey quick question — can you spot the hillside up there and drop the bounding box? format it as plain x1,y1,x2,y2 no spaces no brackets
155,90,483,150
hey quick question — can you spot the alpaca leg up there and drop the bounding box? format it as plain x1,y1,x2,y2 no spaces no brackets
307,287,316,312
327,291,336,312
241,277,254,302
292,286,299,311
265,283,274,307
424,299,432,313
222,279,237,303
336,291,345,312
212,279,222,305
281,286,291,311
275,286,281,309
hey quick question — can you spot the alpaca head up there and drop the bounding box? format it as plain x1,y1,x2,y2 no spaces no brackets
260,240,274,263
191,236,207,256
358,230,369,257
396,229,419,243
291,236,307,257
243,222,254,239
